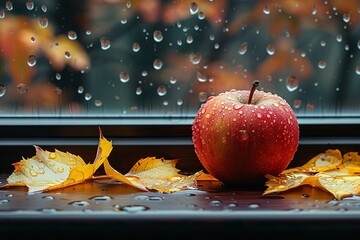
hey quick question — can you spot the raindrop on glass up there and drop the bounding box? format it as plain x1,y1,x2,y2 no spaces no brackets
119,72,130,83
357,40,360,50
343,13,350,23
141,70,148,77
153,59,163,70
199,92,207,102
132,42,140,52
157,86,167,96
94,99,102,107
38,16,48,28
85,92,92,101
266,44,275,55
189,2,198,15
169,76,177,84
135,87,142,95
27,55,37,67
100,37,111,50
312,4,317,15
78,85,84,94
26,0,34,10
30,36,36,43
336,34,342,42
198,11,205,20
318,60,327,69
189,52,202,64
41,4,47,12
293,99,302,109
355,66,360,75
286,75,299,92
0,9,4,19
320,40,326,47
64,51,71,59
68,31,77,40
153,30,163,42
55,73,61,80
121,18,127,24
16,83,29,95
186,35,193,44
263,5,270,15
0,84,6,97
196,72,207,82
238,42,248,55
86,30,92,35
5,1,13,11
177,99,183,106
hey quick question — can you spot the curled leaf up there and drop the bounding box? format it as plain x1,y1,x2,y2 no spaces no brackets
263,150,360,200
104,157,201,193
1,128,112,192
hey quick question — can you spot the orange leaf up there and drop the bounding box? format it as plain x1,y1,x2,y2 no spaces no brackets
263,150,360,200
104,157,201,193
1,128,112,192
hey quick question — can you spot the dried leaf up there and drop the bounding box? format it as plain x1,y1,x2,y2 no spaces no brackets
1,128,112,192
263,150,360,200
317,170,360,200
104,157,201,193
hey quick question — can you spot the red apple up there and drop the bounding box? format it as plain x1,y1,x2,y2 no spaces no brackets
192,81,299,185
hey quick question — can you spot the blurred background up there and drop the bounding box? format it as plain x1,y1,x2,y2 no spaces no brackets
0,0,359,117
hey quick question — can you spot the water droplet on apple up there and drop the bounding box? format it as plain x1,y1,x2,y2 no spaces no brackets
222,136,227,143
273,102,279,107
239,130,248,141
256,113,262,119
233,104,243,110
279,100,287,106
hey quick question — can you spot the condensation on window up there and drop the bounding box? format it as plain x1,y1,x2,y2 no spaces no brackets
0,0,359,117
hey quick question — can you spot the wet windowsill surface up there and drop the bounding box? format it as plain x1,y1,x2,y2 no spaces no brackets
1,175,360,238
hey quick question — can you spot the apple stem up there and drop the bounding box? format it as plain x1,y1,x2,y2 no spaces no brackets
247,80,260,104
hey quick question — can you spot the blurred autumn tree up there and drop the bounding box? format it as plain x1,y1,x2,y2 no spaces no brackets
0,0,359,116
0,0,89,115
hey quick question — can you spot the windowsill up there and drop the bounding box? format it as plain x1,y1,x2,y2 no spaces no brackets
0,116,360,237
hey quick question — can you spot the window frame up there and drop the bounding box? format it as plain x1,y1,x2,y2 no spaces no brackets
0,116,359,175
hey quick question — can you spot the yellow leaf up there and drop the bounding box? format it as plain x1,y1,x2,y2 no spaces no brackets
263,150,360,200
317,170,360,200
1,128,112,192
301,149,343,172
343,152,360,172
104,157,201,193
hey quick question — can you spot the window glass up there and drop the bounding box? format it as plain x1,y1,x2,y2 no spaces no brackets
0,0,359,117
